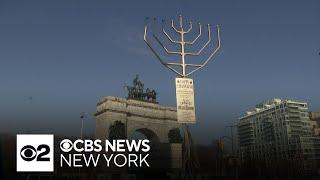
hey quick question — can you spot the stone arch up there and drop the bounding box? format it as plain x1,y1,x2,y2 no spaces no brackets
95,97,183,169
95,97,182,143
129,128,160,143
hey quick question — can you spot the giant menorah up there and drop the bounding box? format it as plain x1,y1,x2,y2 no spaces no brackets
144,15,221,177
144,15,221,77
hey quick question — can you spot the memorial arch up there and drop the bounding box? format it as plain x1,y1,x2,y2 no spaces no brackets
94,76,183,169
95,96,181,143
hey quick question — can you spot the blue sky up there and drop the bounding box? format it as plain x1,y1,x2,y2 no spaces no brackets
0,0,319,143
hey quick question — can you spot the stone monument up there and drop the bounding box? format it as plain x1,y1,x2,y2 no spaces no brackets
94,77,182,169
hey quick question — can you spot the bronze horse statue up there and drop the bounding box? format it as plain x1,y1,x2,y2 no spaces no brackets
125,75,157,103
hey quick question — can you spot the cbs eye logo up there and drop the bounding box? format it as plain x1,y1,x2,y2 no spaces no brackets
20,144,50,161
60,139,73,152
17,134,54,172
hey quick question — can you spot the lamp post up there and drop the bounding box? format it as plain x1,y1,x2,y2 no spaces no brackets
225,124,237,155
80,112,85,140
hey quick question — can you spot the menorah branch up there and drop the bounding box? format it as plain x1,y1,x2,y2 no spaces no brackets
184,22,193,34
144,22,183,76
152,34,181,55
185,25,221,76
185,23,202,45
162,28,180,44
171,20,180,33
185,24,211,56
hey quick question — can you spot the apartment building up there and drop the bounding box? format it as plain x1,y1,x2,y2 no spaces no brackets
238,99,319,171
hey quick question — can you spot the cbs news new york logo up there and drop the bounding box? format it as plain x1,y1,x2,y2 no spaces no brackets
16,134,54,172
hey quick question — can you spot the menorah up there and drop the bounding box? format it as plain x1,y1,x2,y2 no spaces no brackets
143,15,221,77
143,15,222,176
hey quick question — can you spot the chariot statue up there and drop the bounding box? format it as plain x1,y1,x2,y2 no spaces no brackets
125,75,157,103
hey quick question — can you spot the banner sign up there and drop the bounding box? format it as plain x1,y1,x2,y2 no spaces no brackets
175,78,196,123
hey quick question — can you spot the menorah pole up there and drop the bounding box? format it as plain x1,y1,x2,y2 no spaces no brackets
183,124,200,180
180,37,186,77
181,36,186,77
177,16,198,177
183,124,190,179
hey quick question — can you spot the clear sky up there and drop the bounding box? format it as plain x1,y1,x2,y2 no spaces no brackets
0,0,319,144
